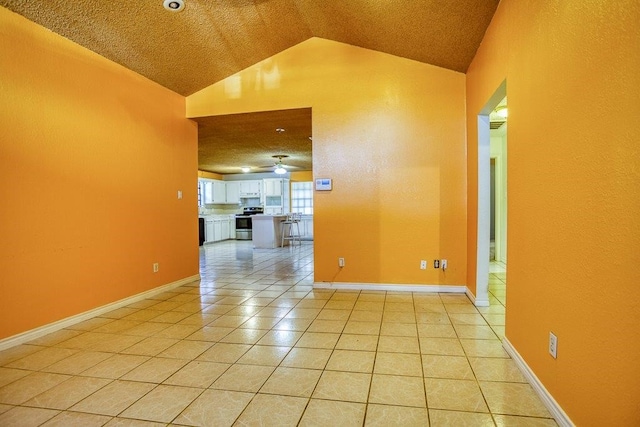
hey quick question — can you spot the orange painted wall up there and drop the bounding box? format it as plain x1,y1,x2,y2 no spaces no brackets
0,7,199,340
188,38,467,286
290,171,313,182
466,0,640,424
198,170,223,180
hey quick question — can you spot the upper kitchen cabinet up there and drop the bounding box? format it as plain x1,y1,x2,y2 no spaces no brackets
239,180,262,197
198,178,239,205
226,181,240,204
263,178,290,215
212,180,226,204
200,179,214,204
264,179,283,197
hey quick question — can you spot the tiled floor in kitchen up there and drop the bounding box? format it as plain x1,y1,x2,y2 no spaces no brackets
0,241,556,426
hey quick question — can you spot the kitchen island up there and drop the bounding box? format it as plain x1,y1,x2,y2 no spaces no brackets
251,214,288,248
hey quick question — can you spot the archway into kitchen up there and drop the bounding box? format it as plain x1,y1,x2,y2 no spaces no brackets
193,108,314,260
476,81,507,327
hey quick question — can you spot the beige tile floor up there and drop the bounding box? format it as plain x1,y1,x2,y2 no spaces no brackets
0,242,556,426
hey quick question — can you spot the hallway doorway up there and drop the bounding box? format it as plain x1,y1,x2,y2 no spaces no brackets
475,81,507,308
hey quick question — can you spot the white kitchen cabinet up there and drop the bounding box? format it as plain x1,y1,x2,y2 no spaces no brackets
212,180,226,204
213,219,223,241
229,215,236,238
263,179,283,196
205,218,215,243
226,182,240,204
263,179,290,214
199,179,242,205
239,180,261,197
204,216,236,243
221,219,230,240
200,180,214,205
264,206,283,215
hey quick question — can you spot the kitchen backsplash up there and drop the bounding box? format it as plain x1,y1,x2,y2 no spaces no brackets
199,204,243,215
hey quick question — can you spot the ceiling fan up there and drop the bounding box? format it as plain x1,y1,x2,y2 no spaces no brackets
258,155,295,175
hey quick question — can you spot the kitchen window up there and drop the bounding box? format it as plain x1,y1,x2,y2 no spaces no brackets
291,181,313,214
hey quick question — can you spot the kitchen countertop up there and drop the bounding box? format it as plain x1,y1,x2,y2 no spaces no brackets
199,214,236,219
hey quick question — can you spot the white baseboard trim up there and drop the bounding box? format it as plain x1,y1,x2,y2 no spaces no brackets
313,282,467,294
0,274,201,352
466,288,490,307
502,337,574,427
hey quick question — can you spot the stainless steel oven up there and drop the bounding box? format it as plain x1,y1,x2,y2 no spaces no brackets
235,207,263,240
235,215,252,240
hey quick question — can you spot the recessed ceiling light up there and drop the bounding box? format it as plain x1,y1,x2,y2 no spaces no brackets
241,167,251,173
276,128,285,133
163,0,185,12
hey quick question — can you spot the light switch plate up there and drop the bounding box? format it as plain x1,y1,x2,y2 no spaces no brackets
549,332,558,359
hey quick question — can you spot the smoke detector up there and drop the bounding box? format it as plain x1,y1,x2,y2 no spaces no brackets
163,0,185,12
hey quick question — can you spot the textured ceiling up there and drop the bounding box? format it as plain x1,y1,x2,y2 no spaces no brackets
1,0,499,96
1,0,499,174
194,108,312,174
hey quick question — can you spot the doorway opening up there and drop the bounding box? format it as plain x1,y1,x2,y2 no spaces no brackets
489,106,507,309
194,108,314,259
476,81,507,307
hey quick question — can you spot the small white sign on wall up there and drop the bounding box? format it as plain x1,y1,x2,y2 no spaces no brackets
315,178,332,191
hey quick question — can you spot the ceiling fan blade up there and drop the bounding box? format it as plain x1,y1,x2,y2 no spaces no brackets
252,155,299,171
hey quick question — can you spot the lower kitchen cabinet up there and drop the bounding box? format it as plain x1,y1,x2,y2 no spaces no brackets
203,216,235,243
264,207,284,215
213,219,222,241
204,219,215,243
221,219,230,240
299,215,313,239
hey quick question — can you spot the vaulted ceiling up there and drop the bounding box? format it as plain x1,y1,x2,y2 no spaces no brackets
2,0,500,174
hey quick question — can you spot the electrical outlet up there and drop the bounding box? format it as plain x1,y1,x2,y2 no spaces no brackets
153,263,159,273
433,259,440,269
549,332,558,359
338,257,345,268
441,259,448,270
420,260,427,270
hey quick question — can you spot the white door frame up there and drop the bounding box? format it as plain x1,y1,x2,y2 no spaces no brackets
475,81,507,307
491,151,505,262
491,122,508,264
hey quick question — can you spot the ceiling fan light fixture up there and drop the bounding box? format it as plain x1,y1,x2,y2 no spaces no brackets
163,0,185,12
271,154,289,174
